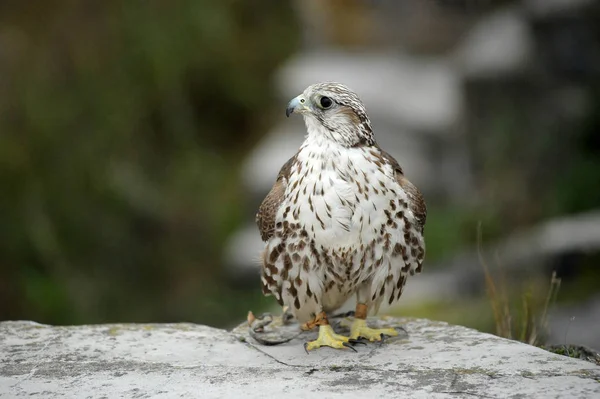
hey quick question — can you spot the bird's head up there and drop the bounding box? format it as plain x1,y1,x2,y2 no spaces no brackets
286,82,375,147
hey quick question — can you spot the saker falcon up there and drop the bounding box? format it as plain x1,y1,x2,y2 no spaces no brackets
256,82,426,351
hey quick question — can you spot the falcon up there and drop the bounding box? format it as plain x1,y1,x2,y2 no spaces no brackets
256,82,426,351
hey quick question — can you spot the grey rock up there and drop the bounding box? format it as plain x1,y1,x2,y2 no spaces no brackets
1,318,598,398
526,0,594,18
240,119,304,197
224,223,265,276
455,7,534,79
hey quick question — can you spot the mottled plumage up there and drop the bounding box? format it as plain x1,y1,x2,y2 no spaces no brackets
256,82,426,349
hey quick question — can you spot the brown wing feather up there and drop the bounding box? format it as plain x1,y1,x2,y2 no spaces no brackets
377,147,427,233
256,154,297,241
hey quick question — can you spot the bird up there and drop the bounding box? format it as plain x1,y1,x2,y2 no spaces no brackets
255,82,426,351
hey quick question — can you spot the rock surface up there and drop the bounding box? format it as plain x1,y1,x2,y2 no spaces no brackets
1,318,598,398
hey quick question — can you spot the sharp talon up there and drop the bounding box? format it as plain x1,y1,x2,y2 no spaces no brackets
349,319,399,343
283,313,294,324
342,342,357,352
394,326,408,334
348,339,367,346
379,333,385,347
304,342,310,354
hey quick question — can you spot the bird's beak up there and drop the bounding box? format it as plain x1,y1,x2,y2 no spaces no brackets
286,95,308,117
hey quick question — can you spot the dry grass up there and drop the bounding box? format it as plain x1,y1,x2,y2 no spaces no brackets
477,222,562,345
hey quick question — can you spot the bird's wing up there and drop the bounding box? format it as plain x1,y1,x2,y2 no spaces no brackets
378,147,427,232
256,154,298,241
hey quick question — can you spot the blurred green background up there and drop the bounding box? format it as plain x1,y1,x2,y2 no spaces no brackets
1,0,599,349
0,0,299,325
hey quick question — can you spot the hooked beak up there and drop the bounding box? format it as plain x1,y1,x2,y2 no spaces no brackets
285,95,308,117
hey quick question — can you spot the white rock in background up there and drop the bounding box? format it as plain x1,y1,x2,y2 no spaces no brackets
526,0,594,18
455,7,534,79
224,223,264,274
241,120,304,197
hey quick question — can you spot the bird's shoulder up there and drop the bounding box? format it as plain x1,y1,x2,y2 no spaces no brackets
374,145,427,232
256,153,298,241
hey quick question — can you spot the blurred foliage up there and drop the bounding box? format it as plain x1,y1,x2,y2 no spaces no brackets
548,86,600,217
0,1,299,326
542,345,600,366
423,205,505,263
394,270,562,345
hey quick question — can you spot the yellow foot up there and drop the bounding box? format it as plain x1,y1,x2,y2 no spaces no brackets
349,318,398,342
304,325,353,352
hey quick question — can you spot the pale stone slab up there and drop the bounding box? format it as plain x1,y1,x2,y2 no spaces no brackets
454,7,533,79
1,318,598,398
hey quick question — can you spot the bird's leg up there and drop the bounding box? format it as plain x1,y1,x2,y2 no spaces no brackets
349,303,398,342
300,314,320,331
304,311,354,352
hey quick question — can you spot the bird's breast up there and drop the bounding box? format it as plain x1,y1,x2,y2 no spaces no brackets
281,143,395,250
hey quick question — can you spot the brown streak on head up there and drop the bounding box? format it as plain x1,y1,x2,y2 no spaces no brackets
337,106,362,126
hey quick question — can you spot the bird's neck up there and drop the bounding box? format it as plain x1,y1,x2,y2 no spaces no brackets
302,114,366,148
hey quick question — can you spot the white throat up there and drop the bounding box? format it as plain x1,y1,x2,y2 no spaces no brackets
302,114,359,147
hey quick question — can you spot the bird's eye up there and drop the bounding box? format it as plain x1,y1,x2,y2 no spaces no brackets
319,96,333,109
